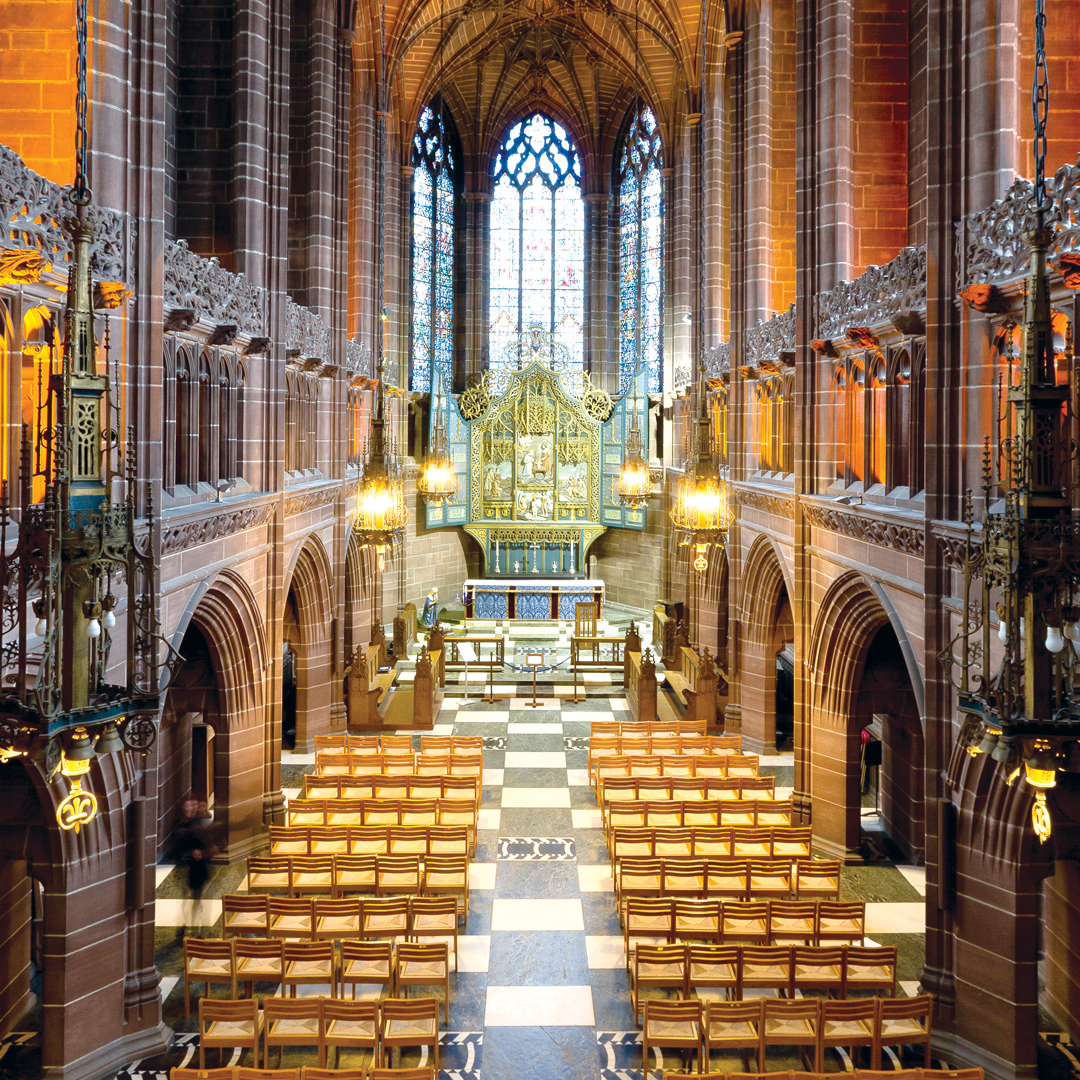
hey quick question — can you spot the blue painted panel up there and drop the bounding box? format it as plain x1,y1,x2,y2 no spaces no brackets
474,590,508,619
558,591,594,620
516,589,552,620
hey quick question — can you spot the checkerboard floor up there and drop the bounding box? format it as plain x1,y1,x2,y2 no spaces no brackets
105,688,932,1080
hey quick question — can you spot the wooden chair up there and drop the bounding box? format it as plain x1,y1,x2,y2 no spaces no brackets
617,857,664,915
673,899,721,945
291,855,336,898
389,825,429,856
630,944,688,1023
379,997,440,1071
334,855,378,898
367,1069,435,1080
282,941,336,997
235,938,284,999
408,896,460,970
624,897,675,965
349,827,391,857
748,858,793,901
704,858,749,901
844,945,897,997
686,944,739,1001
394,942,451,1025
183,938,236,1020
817,901,865,946
791,946,845,997
263,996,323,1068
795,859,841,901
313,898,362,940
322,997,379,1069
268,898,315,940
611,827,655,872
641,999,704,1076
720,901,770,946
820,996,878,1071
740,945,794,997
875,994,933,1069
299,1069,367,1080
249,856,292,895
663,857,708,900
271,825,310,855
199,997,263,1069
223,894,270,938
421,854,469,925
309,826,349,856
339,940,395,999
376,854,422,897
760,997,821,1071
363,897,410,940
654,827,695,859
427,826,469,859
703,998,762,1072
769,900,818,946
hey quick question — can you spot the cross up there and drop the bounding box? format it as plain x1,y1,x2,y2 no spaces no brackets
530,540,541,573
568,537,575,573
494,537,500,574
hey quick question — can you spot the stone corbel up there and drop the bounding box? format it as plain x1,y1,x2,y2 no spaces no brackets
208,323,239,346
164,308,197,333
810,339,839,358
301,356,322,372
319,363,340,378
244,337,270,355
958,283,1009,314
1051,252,1080,290
846,327,879,349
891,310,925,335
738,365,759,381
93,281,132,309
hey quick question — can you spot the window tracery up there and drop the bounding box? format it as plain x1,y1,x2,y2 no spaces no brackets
411,103,458,392
489,114,584,381
617,105,664,392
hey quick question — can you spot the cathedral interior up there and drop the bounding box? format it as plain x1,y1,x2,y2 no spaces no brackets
1,0,1080,1079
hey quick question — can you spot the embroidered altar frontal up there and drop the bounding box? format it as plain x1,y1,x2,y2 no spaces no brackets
464,578,604,620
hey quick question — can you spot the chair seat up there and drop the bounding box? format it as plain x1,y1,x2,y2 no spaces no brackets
270,1017,320,1036
400,959,447,979
847,965,891,983
881,1018,927,1038
272,917,311,932
647,1019,700,1039
628,915,670,933
708,1020,757,1039
425,874,465,889
226,914,267,930
367,915,407,932
676,917,717,934
765,1018,815,1036
252,874,290,889
413,913,456,932
774,918,815,933
824,1018,873,1038
338,873,377,887
294,874,333,888
725,918,767,934
743,963,788,981
380,873,419,888
626,875,662,890
638,961,685,979
821,919,862,933
189,958,232,975
750,875,789,890
206,1020,257,1038
327,1019,377,1038
288,960,333,977
690,961,736,981
345,959,391,979
795,963,841,982
386,1018,437,1037
237,960,281,978
319,916,361,934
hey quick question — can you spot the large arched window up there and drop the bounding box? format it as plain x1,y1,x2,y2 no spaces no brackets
618,105,664,392
489,114,584,386
411,103,458,392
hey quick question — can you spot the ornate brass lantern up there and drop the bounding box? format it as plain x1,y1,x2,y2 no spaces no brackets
671,367,730,573
616,381,652,510
941,0,1080,844
0,0,173,831
418,374,458,507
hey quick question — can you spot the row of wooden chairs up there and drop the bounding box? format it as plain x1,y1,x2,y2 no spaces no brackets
286,801,477,847
609,831,830,881
315,732,481,754
269,825,471,862
173,1067,434,1080
615,854,833,901
196,996,441,1071
608,798,790,831
599,776,776,811
640,994,934,1074
628,943,897,1015
302,775,479,806
606,827,812,864
591,719,720,738
184,938,453,1022
623,898,867,953
314,753,482,783
590,749,760,783
223,892,466,941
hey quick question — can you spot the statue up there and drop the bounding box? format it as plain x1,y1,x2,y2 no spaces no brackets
422,587,439,627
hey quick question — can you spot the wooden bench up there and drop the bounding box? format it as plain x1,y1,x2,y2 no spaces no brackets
626,648,659,723
662,644,720,729
344,647,399,729
393,602,418,658
380,646,443,729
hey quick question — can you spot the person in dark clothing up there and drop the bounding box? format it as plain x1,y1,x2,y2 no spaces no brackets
171,796,215,936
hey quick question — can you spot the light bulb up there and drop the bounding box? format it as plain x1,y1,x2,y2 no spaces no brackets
86,618,101,639
1046,625,1065,654
103,609,116,629
1066,621,1080,643
998,620,1008,644
35,617,48,637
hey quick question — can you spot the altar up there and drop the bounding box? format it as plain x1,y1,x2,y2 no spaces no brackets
464,578,604,621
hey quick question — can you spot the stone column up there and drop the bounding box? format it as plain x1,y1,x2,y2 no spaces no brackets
583,191,615,392
463,190,492,386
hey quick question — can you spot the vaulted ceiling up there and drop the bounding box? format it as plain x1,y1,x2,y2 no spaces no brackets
351,0,722,190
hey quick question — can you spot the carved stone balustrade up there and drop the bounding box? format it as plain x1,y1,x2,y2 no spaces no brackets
163,238,267,337
286,296,333,364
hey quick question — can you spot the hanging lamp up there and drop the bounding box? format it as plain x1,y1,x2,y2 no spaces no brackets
671,367,729,573
616,380,651,509
418,373,458,506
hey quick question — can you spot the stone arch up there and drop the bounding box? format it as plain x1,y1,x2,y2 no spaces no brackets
806,570,924,859
344,528,378,665
738,534,794,754
163,568,270,857
283,533,337,750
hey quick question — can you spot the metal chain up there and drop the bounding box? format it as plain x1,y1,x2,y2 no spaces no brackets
73,0,91,205
1031,0,1048,211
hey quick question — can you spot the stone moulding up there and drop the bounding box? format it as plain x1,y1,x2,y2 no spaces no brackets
286,296,333,363
802,499,925,557
957,154,1080,287
161,502,276,554
164,239,267,337
814,246,927,341
736,487,794,518
284,485,340,516
0,144,131,284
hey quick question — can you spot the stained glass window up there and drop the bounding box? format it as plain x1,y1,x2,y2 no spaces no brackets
618,105,664,392
489,114,583,392
411,104,457,392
